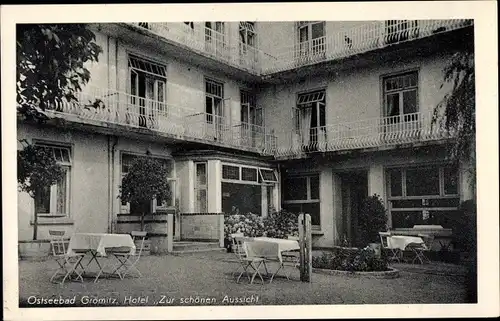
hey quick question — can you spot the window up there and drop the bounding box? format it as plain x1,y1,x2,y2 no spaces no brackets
295,90,326,149
297,21,326,57
184,21,194,30
240,90,263,148
221,163,278,217
205,78,224,125
383,71,418,119
120,153,174,213
222,164,240,180
128,55,167,128
34,145,72,216
195,162,207,212
205,22,226,55
259,169,278,183
282,174,321,227
387,164,460,229
239,22,256,48
241,167,258,182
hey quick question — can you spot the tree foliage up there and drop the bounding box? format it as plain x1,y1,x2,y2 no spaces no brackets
17,142,65,198
355,194,388,247
17,24,102,120
433,40,475,188
17,142,65,240
119,156,172,230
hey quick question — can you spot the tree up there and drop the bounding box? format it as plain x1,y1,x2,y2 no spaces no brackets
119,156,172,231
433,36,475,191
355,194,388,247
17,142,65,240
17,24,102,121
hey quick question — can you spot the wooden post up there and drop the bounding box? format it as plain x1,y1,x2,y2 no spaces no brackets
299,213,312,282
167,213,174,252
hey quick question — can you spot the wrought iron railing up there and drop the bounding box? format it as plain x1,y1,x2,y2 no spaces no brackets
126,20,472,75
43,86,277,155
273,111,453,157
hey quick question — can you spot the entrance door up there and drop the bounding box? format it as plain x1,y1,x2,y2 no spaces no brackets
339,171,368,246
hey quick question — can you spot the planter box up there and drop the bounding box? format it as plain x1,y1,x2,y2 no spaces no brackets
18,240,51,261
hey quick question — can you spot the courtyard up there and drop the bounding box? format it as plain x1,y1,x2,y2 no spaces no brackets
19,251,470,307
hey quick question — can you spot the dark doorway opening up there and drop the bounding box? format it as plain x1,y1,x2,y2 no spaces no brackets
339,171,368,246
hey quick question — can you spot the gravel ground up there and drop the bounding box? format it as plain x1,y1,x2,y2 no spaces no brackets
18,251,469,307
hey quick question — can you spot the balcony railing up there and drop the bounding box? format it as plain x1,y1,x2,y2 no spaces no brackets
42,86,277,155
126,20,472,75
128,22,265,74
273,111,454,157
263,19,473,74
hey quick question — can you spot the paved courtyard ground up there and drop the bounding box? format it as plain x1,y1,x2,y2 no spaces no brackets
19,251,470,307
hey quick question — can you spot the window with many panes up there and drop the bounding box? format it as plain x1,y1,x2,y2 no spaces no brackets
297,21,326,57
205,78,224,124
383,71,418,119
195,162,208,212
387,164,460,229
294,90,326,146
34,144,72,217
120,153,175,214
128,55,167,128
239,22,256,50
282,174,321,228
221,163,278,216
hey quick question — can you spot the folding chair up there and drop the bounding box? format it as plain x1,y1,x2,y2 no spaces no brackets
48,230,85,284
242,240,271,284
109,231,146,280
248,240,293,283
408,234,434,264
379,232,401,263
232,236,267,283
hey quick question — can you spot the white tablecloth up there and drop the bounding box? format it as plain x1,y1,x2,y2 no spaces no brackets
389,235,424,251
67,233,136,256
252,237,300,252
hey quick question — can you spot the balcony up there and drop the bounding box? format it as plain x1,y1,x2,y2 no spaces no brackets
127,22,266,75
42,86,277,155
272,111,454,158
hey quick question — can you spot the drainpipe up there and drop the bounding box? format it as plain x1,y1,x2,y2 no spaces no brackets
108,135,118,233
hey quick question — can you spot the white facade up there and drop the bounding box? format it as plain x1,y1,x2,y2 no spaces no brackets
17,21,475,249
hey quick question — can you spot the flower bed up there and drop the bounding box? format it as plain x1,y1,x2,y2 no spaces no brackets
312,246,390,273
223,210,299,251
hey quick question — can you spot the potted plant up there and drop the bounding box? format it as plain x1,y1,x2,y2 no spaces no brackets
18,142,65,241
355,194,388,256
119,155,172,232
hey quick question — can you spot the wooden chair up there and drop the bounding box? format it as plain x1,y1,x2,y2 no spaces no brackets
48,230,85,284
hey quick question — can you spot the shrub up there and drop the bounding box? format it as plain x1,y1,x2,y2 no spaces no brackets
224,213,265,239
355,194,388,247
262,209,299,239
224,209,300,240
312,247,389,272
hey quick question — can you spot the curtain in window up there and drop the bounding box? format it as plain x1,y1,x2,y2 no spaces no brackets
301,107,312,146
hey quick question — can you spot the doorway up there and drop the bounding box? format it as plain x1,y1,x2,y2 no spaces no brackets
339,171,368,246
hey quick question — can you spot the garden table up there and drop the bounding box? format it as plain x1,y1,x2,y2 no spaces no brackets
389,235,425,251
66,233,136,280
252,237,300,253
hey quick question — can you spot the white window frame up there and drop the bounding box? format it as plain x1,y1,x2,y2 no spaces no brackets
297,21,326,57
382,71,419,118
239,21,257,48
221,162,278,186
33,144,72,217
120,152,175,214
386,164,460,229
194,162,208,213
282,174,321,227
